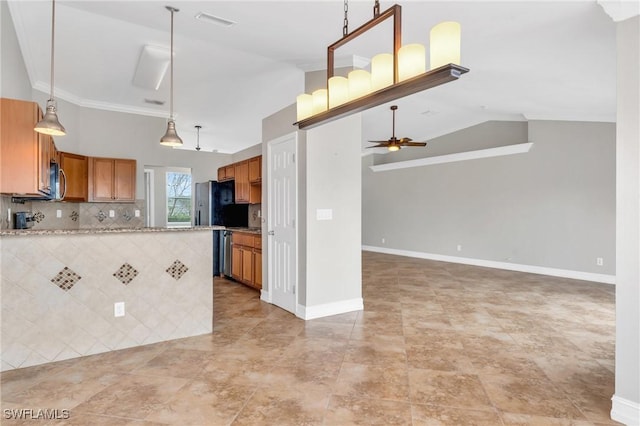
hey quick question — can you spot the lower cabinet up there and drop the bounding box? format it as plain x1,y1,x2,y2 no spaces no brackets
231,232,262,290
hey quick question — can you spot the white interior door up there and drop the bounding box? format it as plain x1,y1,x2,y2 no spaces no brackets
268,133,297,314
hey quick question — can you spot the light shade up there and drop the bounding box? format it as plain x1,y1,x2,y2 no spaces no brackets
430,21,461,69
371,53,394,91
160,120,183,146
34,100,66,136
296,94,313,121
398,43,426,82
348,69,372,100
388,145,400,152
312,89,328,115
328,76,349,108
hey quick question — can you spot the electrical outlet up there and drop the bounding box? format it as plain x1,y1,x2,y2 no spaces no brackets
56,209,62,218
109,210,115,218
114,302,125,317
457,245,462,252
596,257,604,266
381,238,386,244
134,209,140,217
7,208,11,223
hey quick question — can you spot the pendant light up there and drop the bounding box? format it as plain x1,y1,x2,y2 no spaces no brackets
34,0,66,136
160,6,183,147
195,125,202,151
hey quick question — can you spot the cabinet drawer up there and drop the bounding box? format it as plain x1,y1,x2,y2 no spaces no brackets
254,235,262,248
232,232,254,247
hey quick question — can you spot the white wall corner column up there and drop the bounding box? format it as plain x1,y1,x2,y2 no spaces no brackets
612,13,640,426
301,114,363,319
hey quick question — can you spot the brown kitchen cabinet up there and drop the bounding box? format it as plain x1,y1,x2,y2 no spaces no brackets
231,232,262,290
59,152,88,201
88,157,136,202
234,160,250,203
0,98,56,196
217,164,235,182
248,155,261,183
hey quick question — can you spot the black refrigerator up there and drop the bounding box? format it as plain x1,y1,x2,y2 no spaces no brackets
195,180,248,276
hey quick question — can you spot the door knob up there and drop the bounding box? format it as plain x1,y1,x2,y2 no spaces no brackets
268,230,275,236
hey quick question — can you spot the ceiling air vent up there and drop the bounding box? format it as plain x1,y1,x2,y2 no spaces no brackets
195,12,236,27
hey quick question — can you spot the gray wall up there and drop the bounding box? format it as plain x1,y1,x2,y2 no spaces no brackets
362,120,616,276
0,1,31,99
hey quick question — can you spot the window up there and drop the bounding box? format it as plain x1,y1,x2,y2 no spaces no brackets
166,172,192,227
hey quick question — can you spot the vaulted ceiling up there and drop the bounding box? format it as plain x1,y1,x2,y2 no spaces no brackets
7,1,617,154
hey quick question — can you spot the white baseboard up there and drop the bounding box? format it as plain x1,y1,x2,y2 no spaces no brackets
296,298,363,320
611,395,640,425
362,245,616,285
260,289,271,303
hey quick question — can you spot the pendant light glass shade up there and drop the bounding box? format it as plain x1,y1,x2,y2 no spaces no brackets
160,6,182,146
35,0,65,136
160,120,183,146
35,100,66,136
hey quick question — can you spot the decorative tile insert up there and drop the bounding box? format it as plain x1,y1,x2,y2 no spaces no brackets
71,211,79,221
96,210,107,222
122,211,132,221
32,211,45,223
51,267,81,291
166,260,189,280
113,263,139,285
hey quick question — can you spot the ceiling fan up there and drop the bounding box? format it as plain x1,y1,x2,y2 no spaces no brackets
368,105,427,152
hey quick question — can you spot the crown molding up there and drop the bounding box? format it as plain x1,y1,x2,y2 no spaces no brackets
598,0,640,22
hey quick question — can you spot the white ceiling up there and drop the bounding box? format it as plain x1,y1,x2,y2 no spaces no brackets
7,1,617,154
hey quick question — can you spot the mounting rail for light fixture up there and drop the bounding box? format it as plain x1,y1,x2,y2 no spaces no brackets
294,4,469,130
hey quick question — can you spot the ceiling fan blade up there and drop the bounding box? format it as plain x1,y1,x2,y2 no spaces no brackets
368,140,391,144
367,144,389,148
399,137,413,143
401,142,427,147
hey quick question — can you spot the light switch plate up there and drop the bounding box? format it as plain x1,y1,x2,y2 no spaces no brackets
109,210,115,218
114,302,125,317
56,209,62,218
316,209,333,221
134,210,140,217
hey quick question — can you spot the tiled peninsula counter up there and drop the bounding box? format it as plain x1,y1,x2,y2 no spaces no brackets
0,226,223,371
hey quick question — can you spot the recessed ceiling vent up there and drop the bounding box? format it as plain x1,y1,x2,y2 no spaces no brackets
133,45,170,90
195,12,236,27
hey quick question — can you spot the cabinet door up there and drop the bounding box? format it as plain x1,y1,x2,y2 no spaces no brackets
60,152,88,201
242,247,253,284
114,159,136,201
231,244,242,281
248,156,261,183
217,167,225,181
225,165,235,180
253,249,262,290
234,160,249,203
0,98,40,195
90,157,115,201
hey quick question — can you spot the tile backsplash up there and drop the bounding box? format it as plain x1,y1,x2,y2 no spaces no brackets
248,203,262,228
0,195,145,230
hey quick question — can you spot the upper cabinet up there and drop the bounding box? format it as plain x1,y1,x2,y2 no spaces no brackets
234,160,250,203
88,157,136,202
59,152,88,202
218,155,262,204
0,98,56,196
248,156,261,183
217,165,235,182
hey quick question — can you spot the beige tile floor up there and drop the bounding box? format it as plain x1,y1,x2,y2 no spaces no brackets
1,252,619,425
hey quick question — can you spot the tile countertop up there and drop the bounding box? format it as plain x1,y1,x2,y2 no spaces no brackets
0,225,226,236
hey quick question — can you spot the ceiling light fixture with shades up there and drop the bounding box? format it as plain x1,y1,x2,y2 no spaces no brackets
160,6,183,147
295,0,469,130
34,0,66,137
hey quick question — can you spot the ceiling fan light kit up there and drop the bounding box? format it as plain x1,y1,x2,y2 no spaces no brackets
295,2,469,130
368,105,427,152
34,0,66,137
160,6,183,147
